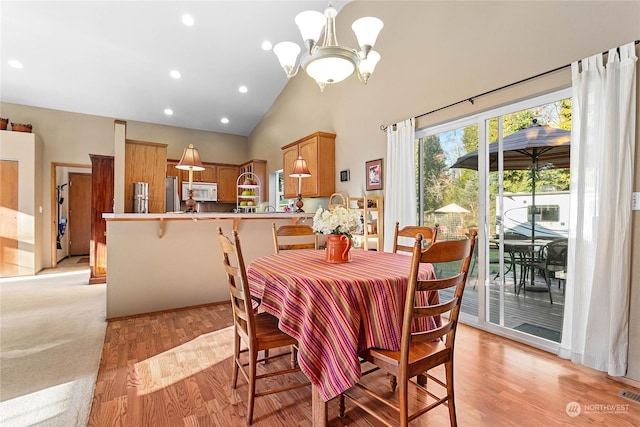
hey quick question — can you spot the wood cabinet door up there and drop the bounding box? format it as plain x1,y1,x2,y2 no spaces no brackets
217,165,239,202
282,145,299,198
125,140,167,213
201,165,217,183
166,162,183,199
299,137,319,197
0,160,18,277
89,154,114,283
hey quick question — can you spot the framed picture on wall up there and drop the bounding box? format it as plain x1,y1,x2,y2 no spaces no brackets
365,159,383,191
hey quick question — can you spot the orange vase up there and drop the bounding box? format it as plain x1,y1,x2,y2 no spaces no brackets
325,234,352,264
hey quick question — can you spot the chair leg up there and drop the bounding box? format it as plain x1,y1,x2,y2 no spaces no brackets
247,346,258,424
339,394,346,418
544,271,553,304
389,373,398,392
290,344,297,369
399,376,409,426
232,332,240,389
445,360,457,427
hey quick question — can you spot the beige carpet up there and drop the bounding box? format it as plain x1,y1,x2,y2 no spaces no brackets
0,268,106,427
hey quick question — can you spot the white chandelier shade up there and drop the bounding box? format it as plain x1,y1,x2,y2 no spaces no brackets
273,4,383,91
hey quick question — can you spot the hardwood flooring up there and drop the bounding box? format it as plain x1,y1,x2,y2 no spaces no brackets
88,303,640,426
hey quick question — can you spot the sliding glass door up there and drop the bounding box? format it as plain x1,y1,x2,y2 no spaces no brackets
417,89,571,350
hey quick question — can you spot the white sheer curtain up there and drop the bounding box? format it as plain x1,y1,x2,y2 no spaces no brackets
559,42,637,376
383,117,416,252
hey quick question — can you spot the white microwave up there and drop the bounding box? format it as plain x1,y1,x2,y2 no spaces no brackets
182,182,217,202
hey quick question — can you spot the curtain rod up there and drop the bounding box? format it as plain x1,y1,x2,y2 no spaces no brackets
380,40,640,132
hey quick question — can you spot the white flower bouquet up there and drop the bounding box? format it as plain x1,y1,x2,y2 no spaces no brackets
312,206,361,238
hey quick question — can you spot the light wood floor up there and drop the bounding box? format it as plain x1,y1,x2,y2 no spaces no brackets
88,303,640,426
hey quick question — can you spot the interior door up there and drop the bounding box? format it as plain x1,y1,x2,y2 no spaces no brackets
0,160,19,277
68,172,92,255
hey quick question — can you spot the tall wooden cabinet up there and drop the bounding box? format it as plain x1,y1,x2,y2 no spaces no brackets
89,154,114,284
282,132,335,198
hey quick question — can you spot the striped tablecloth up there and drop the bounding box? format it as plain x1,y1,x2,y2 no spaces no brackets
247,249,437,401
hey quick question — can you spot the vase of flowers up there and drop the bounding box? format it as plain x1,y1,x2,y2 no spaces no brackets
312,206,361,263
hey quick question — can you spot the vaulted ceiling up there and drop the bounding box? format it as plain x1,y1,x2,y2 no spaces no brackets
1,1,347,136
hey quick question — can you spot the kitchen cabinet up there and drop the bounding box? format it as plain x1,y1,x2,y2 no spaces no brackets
347,195,384,251
166,159,264,204
282,132,335,199
166,161,183,199
125,139,167,213
239,159,267,202
167,162,217,200
199,165,217,183
217,165,240,202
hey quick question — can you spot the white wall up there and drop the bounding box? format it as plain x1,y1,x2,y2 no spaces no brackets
0,103,250,268
248,1,640,383
0,131,43,274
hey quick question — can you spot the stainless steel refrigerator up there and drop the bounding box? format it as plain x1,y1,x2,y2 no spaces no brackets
165,176,180,212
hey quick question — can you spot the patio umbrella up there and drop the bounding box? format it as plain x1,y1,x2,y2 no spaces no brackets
435,202,470,214
450,121,571,242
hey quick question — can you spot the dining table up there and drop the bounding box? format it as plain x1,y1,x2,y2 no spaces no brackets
247,249,437,426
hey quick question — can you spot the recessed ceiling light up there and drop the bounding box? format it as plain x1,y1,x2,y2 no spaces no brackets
238,86,248,94
261,41,273,51
221,117,229,124
182,14,194,26
8,59,23,69
164,109,174,116
170,70,181,79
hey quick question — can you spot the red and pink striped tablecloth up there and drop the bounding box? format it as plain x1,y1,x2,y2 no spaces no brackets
247,249,437,401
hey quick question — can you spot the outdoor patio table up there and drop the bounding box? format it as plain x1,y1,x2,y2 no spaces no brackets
247,249,437,426
496,239,552,292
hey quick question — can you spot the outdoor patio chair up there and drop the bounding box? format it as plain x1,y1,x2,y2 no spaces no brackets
530,238,568,304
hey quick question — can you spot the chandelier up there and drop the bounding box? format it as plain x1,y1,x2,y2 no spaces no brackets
273,3,383,91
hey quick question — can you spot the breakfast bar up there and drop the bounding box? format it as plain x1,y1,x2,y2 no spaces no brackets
103,212,313,319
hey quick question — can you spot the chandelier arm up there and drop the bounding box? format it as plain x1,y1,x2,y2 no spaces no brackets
286,64,301,79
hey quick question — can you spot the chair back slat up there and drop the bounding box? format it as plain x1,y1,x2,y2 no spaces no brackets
416,273,465,292
411,321,455,343
393,222,439,254
272,223,318,253
414,298,458,319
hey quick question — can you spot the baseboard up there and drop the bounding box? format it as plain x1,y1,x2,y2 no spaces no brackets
610,374,640,391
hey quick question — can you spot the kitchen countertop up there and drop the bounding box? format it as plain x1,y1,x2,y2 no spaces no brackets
103,212,314,220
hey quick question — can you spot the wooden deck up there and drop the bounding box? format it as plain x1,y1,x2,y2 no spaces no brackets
440,265,565,342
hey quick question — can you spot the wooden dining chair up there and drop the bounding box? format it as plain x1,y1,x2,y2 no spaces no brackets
392,221,438,254
340,230,477,427
272,222,318,253
216,227,309,424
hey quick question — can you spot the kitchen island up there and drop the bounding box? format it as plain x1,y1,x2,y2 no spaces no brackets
103,212,314,318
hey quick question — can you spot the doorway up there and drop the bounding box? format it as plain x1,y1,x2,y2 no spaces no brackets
51,162,91,267
68,173,91,255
